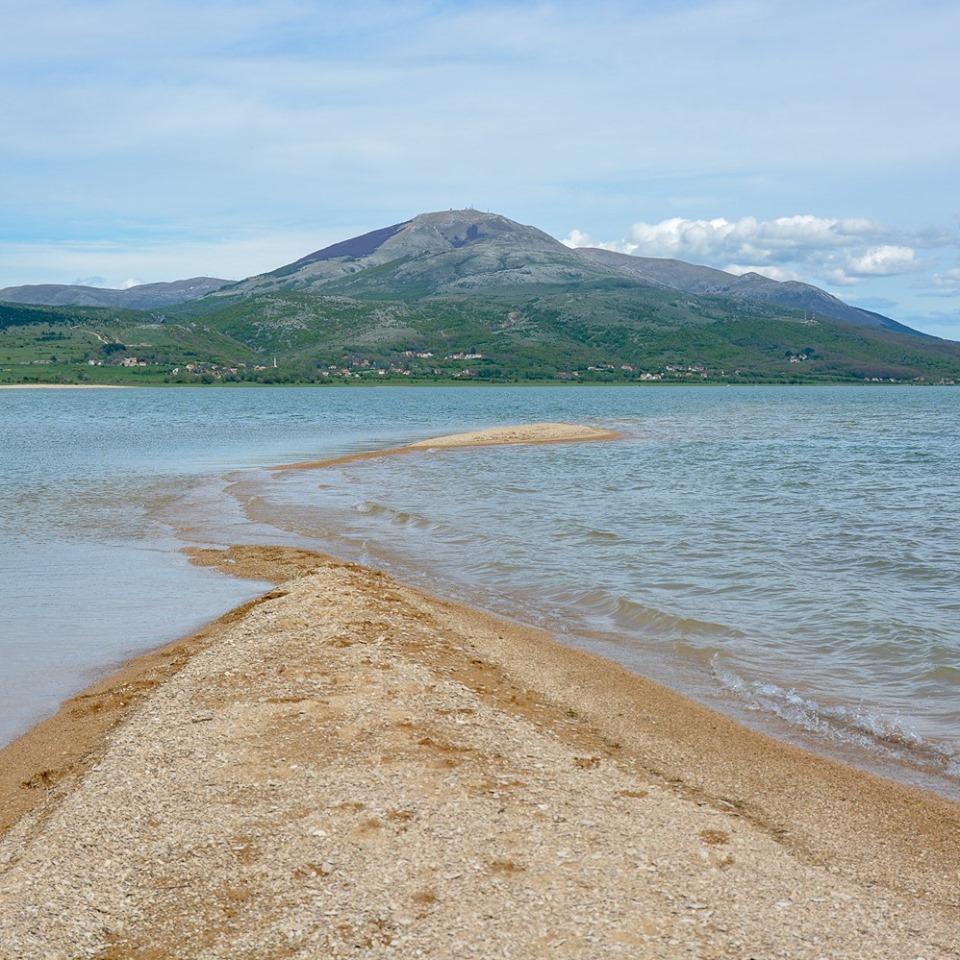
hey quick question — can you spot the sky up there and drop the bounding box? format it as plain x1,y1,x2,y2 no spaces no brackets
1,0,958,337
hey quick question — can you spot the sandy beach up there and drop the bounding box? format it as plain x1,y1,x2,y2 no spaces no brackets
1,543,958,958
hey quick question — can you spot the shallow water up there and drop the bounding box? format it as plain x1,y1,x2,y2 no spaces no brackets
1,386,957,796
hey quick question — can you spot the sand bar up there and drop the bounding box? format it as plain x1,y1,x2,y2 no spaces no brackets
0,545,957,958
274,421,620,471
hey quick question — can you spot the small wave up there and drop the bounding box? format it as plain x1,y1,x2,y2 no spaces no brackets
564,588,743,640
581,527,622,542
554,525,624,543
354,500,435,529
925,664,960,684
713,660,959,781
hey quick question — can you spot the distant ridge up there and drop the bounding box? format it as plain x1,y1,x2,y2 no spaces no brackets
0,277,230,310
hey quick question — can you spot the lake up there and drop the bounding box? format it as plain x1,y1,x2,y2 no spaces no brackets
1,385,957,796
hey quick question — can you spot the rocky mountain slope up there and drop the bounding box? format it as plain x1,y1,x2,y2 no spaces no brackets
574,247,915,334
217,210,611,298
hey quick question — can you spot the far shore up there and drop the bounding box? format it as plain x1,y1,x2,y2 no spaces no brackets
0,383,130,389
2,378,954,391
0,544,957,956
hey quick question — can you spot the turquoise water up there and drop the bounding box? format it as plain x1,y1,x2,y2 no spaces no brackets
1,386,958,796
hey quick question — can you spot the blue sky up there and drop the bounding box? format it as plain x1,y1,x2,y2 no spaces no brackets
1,0,958,337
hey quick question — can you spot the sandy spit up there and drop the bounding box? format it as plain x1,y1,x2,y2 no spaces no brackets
274,421,620,471
0,546,957,959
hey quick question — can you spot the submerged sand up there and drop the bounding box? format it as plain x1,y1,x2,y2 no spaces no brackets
0,546,957,958
274,421,620,471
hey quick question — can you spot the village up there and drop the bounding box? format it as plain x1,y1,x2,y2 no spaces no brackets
36,335,912,385
72,345,819,384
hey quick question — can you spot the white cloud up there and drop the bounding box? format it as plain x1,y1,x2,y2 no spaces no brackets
562,229,594,248
844,245,917,277
606,215,888,263
724,264,805,283
561,229,635,255
563,214,948,291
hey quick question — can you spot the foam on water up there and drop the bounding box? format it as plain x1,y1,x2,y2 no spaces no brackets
712,659,959,781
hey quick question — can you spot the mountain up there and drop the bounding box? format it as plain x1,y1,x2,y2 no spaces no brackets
219,208,917,335
573,247,916,335
3,209,959,386
0,277,230,309
218,210,611,298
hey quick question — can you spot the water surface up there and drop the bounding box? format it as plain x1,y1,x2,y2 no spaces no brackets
1,386,957,796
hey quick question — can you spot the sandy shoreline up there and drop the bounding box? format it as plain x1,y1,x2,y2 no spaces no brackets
1,545,958,958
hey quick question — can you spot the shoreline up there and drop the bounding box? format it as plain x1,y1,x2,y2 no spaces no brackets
0,383,131,389
3,380,955,391
1,545,958,956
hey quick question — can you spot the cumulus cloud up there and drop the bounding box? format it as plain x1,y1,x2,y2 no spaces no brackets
562,229,595,249
625,215,888,262
567,214,891,262
844,245,917,276
563,214,945,288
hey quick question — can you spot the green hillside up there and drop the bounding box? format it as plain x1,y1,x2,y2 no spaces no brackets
3,283,959,386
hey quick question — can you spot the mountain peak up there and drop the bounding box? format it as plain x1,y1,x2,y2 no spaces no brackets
235,209,588,296
398,208,562,252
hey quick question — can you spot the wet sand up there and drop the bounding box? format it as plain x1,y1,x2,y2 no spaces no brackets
1,545,958,958
273,421,620,471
